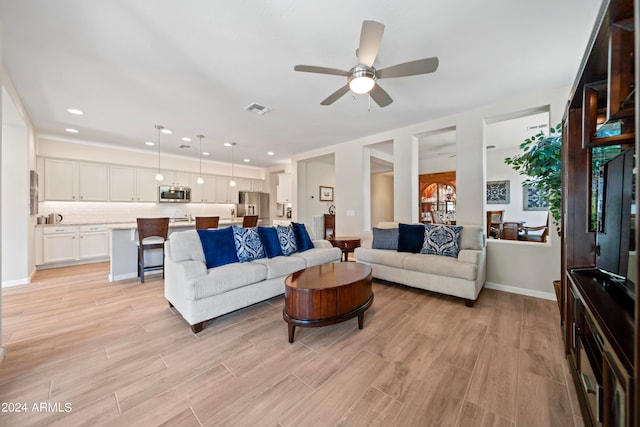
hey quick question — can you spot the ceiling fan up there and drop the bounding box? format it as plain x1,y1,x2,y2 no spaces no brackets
294,20,439,108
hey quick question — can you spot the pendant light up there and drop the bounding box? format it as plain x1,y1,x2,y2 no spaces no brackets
228,142,237,187
154,124,164,181
196,134,204,184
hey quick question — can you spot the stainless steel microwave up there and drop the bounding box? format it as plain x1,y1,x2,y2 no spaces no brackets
159,185,191,203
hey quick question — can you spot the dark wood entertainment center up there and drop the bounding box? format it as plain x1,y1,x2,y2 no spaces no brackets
562,0,638,425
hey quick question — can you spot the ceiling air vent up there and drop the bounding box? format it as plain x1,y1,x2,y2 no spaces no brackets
244,103,272,115
178,144,191,149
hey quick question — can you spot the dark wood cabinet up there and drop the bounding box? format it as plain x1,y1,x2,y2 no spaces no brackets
562,0,638,425
323,214,335,239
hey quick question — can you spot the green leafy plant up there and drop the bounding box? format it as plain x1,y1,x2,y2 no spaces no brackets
504,123,562,232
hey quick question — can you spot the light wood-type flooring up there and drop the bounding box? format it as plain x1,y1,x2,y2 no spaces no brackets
0,262,584,426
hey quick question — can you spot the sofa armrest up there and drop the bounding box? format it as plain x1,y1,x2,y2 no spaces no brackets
361,239,372,249
458,249,482,265
312,239,333,249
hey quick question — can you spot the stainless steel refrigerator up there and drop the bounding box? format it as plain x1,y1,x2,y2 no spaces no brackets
238,192,270,221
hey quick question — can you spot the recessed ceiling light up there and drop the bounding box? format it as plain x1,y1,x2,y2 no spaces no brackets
181,137,191,142
67,108,83,115
224,142,232,147
161,129,172,134
267,151,275,156
145,141,155,146
243,159,250,162
65,128,79,133
202,152,210,156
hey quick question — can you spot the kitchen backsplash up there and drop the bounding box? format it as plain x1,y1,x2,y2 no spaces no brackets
38,202,238,224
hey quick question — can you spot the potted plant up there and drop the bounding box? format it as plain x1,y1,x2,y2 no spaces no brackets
504,123,562,232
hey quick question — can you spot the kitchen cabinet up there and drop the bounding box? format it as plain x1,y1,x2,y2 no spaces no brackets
78,225,109,259
215,176,238,203
238,178,264,192
78,162,108,201
109,166,159,202
163,171,191,187
191,174,217,203
44,158,76,200
38,224,109,266
277,173,292,203
44,159,108,201
42,226,77,264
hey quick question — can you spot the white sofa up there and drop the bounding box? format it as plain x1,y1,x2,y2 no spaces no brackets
354,223,486,306
164,229,342,332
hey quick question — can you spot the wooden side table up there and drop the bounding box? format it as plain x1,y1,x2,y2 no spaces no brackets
328,236,361,262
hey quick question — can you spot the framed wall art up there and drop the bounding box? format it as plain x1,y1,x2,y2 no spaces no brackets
523,185,549,211
319,186,334,202
486,180,510,204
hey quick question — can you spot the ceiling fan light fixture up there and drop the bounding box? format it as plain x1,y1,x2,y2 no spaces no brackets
348,66,376,94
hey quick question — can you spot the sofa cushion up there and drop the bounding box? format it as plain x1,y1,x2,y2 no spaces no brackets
421,224,463,258
257,226,283,258
190,262,267,300
355,247,410,268
169,229,205,263
292,222,314,252
197,228,239,268
404,253,478,281
291,247,342,267
372,227,399,250
232,225,266,262
251,256,306,279
459,225,485,250
277,225,298,256
398,223,425,253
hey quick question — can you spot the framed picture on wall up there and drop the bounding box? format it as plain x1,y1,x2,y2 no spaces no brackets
523,185,549,210
319,186,334,201
486,180,510,204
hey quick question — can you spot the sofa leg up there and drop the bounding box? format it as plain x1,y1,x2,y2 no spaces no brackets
464,299,475,308
191,322,204,334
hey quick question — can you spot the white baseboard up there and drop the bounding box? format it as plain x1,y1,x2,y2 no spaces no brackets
485,282,557,301
1,277,30,288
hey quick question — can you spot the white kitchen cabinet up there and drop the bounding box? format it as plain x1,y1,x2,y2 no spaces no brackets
78,225,109,259
44,158,76,200
42,226,77,263
238,178,264,192
215,176,238,203
109,165,136,201
190,174,217,203
277,173,292,203
78,162,108,201
162,171,191,187
136,168,160,202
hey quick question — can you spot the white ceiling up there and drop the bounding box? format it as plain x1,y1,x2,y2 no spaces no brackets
0,0,602,168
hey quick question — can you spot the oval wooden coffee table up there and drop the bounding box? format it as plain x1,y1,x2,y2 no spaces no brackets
283,262,373,343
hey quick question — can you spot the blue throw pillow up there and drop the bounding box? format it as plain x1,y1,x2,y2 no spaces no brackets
397,223,425,253
276,225,298,256
257,226,283,258
197,228,239,268
372,227,399,250
421,224,463,258
291,222,314,252
232,225,265,262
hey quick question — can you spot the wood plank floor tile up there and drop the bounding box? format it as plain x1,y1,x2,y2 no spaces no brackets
516,370,574,427
158,408,201,427
439,319,487,372
485,302,523,350
466,338,519,421
458,401,514,427
519,326,566,384
335,386,403,427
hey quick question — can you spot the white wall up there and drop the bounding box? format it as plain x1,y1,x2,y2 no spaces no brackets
371,173,394,226
303,156,335,223
291,86,569,298
0,19,5,362
2,86,29,286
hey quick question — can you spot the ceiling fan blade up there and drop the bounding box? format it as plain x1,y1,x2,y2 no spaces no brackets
357,20,385,67
320,84,350,105
294,65,349,76
369,84,393,107
377,57,439,79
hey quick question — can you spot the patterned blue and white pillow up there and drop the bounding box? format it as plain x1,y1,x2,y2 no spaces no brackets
276,225,298,256
232,225,265,262
421,224,463,258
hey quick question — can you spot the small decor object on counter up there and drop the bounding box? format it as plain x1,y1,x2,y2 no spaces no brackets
319,186,334,201
328,204,335,215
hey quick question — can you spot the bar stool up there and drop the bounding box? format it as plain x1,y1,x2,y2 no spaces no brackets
195,216,220,230
242,215,258,227
136,217,169,283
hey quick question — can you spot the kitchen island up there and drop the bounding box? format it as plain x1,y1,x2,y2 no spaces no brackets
108,218,244,282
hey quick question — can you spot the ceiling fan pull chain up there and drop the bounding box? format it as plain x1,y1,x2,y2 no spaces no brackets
368,93,371,112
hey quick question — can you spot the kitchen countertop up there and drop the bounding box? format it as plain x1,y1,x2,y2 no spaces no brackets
36,218,245,228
